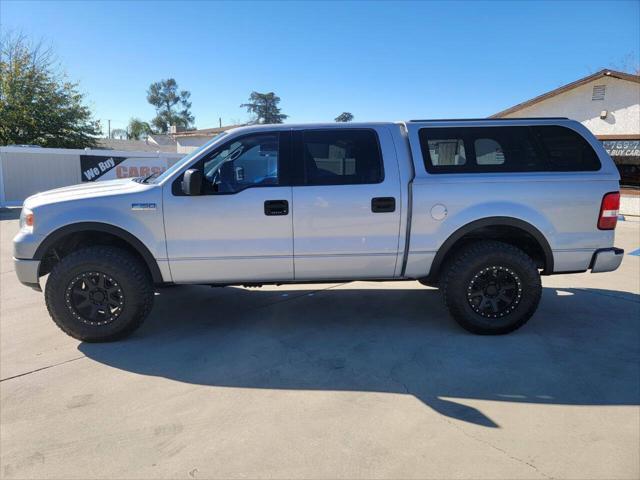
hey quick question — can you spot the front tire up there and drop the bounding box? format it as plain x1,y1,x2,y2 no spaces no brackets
442,241,542,335
45,246,154,342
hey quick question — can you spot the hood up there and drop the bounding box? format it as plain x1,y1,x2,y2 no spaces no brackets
24,178,150,208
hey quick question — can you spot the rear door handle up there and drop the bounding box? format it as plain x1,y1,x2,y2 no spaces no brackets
264,199,289,216
371,197,396,213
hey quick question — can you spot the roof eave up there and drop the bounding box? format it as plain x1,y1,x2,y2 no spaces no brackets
491,69,640,118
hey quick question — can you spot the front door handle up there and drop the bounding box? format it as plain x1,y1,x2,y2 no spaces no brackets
264,199,289,216
371,197,396,213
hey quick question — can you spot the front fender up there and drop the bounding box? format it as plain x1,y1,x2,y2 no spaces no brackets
32,221,166,284
26,186,169,283
32,186,165,261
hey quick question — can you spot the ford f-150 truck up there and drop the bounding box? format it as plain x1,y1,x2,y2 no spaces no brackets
13,119,624,341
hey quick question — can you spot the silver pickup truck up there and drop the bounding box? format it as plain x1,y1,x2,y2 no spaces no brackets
13,118,623,341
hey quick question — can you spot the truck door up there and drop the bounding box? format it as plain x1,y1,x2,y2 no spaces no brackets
163,131,294,283
291,127,403,280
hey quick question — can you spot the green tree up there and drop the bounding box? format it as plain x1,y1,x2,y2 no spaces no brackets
334,112,354,122
241,91,288,124
146,78,194,133
127,118,152,140
0,34,100,148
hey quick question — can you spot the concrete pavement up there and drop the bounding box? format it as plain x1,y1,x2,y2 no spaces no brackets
1,210,639,479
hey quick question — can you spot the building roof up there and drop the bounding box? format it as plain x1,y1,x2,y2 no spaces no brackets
172,124,245,138
97,138,177,153
491,69,640,118
147,134,178,147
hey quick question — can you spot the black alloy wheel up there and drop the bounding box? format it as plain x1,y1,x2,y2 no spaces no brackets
442,240,542,335
466,265,522,319
45,246,154,342
65,271,125,326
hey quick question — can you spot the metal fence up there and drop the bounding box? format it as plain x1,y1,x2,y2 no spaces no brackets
0,146,183,207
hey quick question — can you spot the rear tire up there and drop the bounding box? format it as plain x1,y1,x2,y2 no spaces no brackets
442,241,541,335
45,246,154,342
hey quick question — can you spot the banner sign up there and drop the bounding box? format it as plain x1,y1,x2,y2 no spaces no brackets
603,140,640,157
80,155,169,182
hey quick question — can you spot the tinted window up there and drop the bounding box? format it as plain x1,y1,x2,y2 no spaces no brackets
201,133,279,193
427,138,466,166
475,138,505,165
419,125,600,173
531,126,600,171
302,130,383,185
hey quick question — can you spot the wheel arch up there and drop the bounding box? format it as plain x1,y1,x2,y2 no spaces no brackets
34,222,164,284
426,216,554,282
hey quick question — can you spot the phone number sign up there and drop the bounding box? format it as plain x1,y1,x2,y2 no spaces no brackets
603,140,640,157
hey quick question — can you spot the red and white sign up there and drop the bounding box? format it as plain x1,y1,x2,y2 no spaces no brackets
80,155,171,181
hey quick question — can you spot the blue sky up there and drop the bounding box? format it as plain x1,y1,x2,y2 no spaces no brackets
2,0,639,132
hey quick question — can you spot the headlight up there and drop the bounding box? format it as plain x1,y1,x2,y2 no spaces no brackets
19,208,34,233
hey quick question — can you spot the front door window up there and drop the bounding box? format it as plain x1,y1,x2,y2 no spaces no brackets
203,133,279,194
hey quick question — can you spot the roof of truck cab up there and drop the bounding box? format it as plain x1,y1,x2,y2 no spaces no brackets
225,122,397,133
226,118,579,135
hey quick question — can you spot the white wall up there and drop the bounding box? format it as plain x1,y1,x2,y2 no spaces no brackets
176,136,211,154
504,76,640,136
1,149,81,207
0,147,183,207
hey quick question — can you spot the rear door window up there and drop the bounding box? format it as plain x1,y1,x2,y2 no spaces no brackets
301,129,383,185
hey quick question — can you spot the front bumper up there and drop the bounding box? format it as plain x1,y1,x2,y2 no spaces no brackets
13,258,41,291
591,247,624,273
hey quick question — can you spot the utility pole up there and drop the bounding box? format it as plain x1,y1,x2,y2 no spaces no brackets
219,117,222,128
107,119,111,139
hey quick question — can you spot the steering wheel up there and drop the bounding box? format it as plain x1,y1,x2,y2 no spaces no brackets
209,168,234,193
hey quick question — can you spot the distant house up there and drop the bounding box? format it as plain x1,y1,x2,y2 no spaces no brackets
98,137,177,154
171,125,244,154
492,69,640,185
147,133,178,151
98,124,244,155
137,124,243,154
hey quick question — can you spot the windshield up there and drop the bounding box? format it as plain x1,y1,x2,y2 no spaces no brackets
149,132,228,184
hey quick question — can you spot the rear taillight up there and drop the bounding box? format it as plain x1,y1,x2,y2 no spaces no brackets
598,192,620,230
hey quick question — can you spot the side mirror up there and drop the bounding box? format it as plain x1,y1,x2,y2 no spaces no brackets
181,169,203,196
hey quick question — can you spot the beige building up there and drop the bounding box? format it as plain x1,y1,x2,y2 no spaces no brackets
144,125,243,154
98,137,177,153
492,69,640,186
171,125,242,154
